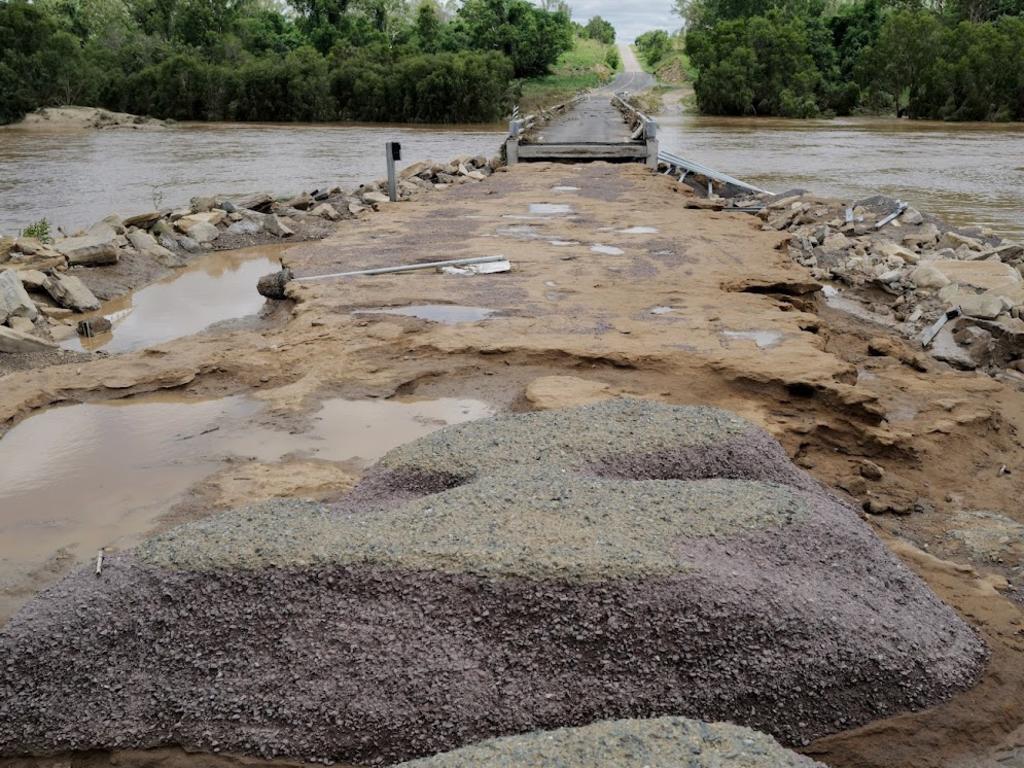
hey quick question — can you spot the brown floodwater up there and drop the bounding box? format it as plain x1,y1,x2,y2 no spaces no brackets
66,244,285,352
657,109,1024,237
2,115,1021,238
0,121,506,234
0,393,493,622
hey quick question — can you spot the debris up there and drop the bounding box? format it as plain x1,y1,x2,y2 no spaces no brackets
95,549,103,576
295,255,509,282
921,307,962,348
256,268,294,300
440,259,511,275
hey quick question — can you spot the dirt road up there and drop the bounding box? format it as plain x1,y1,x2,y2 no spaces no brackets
1,162,1023,767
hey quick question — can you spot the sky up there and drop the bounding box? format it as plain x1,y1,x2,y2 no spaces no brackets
566,0,680,42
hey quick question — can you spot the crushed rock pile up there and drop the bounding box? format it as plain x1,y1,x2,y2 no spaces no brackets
396,716,825,768
0,153,500,352
0,400,986,764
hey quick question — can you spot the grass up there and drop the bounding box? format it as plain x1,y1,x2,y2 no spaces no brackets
518,37,616,114
631,43,697,84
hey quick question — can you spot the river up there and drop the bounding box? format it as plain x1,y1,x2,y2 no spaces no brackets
1,114,1022,237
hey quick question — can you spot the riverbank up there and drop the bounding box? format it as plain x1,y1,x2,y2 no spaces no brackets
0,106,170,131
2,157,1024,767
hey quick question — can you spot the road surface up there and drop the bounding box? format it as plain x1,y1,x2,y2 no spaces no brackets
532,44,656,144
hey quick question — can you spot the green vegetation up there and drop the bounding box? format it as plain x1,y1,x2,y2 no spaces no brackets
634,29,693,84
20,219,53,243
0,0,581,125
518,36,618,113
670,0,1024,120
581,15,615,44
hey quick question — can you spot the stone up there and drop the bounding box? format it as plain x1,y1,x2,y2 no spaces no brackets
190,196,217,213
940,231,985,252
348,202,367,216
310,203,341,221
928,259,1021,292
232,193,274,213
151,219,174,238
14,237,43,256
178,221,220,244
176,211,226,234
122,211,164,229
16,270,48,291
362,191,390,205
256,268,293,299
902,222,940,248
8,315,35,334
127,231,177,263
958,293,1006,320
77,316,112,336
54,224,119,266
261,215,294,238
42,273,101,312
902,207,924,225
286,192,314,210
226,219,262,236
0,269,39,323
909,264,950,289
874,241,919,264
822,233,852,251
859,460,884,481
39,306,73,320
0,324,56,353
399,161,430,179
466,171,487,181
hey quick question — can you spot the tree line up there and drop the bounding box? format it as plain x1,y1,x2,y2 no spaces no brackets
662,0,1024,120
0,0,612,124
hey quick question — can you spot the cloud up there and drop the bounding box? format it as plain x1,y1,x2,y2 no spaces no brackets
563,0,680,41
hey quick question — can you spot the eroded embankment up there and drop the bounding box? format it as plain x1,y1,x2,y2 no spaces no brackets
1,161,1023,768
0,401,986,763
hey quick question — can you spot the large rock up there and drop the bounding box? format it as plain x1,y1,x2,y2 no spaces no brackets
397,718,824,768
42,273,101,312
0,401,986,764
929,259,1021,292
127,230,177,264
0,269,38,323
122,210,164,229
0,324,56,353
175,212,225,243
54,223,119,266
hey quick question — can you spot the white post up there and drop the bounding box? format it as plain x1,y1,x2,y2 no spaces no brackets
386,141,399,202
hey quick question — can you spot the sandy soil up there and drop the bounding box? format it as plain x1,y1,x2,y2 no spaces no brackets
2,106,168,131
1,162,1023,767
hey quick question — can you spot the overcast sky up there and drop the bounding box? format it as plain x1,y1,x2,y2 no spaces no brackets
565,1,680,42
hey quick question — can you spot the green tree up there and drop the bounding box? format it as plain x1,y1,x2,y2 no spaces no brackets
635,29,672,66
860,8,942,116
582,15,615,44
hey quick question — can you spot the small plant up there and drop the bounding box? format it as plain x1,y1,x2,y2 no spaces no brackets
21,218,53,243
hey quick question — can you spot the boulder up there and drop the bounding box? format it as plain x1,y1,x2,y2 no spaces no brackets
940,231,986,252
122,211,164,229
362,191,390,205
0,269,39,323
399,161,430,179
232,193,274,213
127,230,177,263
957,293,1006,320
7,315,35,334
0,236,14,262
310,203,341,221
176,211,226,234
902,222,940,249
256,268,293,299
929,259,1021,292
874,240,919,264
16,269,48,292
348,202,367,216
0,324,56,353
177,220,220,244
226,219,262,236
42,274,101,312
910,264,951,290
54,224,119,266
0,401,986,765
261,214,294,238
396,718,824,768
286,192,314,211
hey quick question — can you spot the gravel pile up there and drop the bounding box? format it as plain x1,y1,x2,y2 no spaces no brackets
0,401,987,765
396,717,825,768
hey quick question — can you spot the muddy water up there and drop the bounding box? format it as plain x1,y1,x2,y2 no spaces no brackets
0,122,504,235
656,109,1024,237
0,393,492,621
66,245,284,352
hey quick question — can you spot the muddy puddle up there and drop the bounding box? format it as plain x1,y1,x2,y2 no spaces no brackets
354,305,498,324
0,392,492,622
63,245,284,353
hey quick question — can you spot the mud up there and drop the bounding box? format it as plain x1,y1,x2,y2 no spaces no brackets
1,161,1024,767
